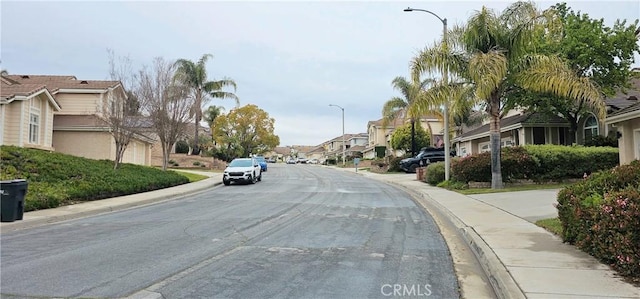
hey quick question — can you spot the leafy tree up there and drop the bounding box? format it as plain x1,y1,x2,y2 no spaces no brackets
174,54,239,155
411,1,602,189
382,76,439,156
390,122,431,154
518,2,640,144
212,104,279,159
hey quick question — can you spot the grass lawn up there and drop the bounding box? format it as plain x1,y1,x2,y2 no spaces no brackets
535,218,563,236
172,171,209,182
455,183,570,195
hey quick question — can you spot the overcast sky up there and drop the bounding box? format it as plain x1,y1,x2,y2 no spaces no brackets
2,0,639,146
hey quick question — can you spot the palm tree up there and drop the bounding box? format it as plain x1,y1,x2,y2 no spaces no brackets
203,105,225,128
382,76,440,156
174,54,239,155
411,1,602,189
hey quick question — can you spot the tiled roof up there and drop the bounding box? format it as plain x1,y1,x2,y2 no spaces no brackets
272,146,292,155
605,77,640,112
6,75,120,92
608,101,640,118
1,76,61,110
455,112,569,140
368,117,404,128
347,145,366,152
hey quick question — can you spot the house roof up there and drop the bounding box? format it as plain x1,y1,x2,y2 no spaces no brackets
368,117,404,129
347,145,366,152
1,75,61,110
454,112,569,142
607,101,640,124
605,77,640,112
5,75,121,92
272,146,292,155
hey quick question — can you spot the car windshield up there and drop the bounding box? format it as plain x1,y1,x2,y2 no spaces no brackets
229,159,252,167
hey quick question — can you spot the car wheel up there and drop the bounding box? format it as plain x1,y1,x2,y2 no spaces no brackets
425,158,431,164
223,180,230,186
258,173,262,181
409,164,418,173
249,174,256,184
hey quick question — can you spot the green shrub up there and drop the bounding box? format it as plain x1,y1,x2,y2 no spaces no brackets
451,145,619,183
524,144,618,181
557,160,640,278
584,134,619,147
387,156,405,172
0,146,189,212
193,161,201,166
425,162,445,185
175,140,189,154
451,147,537,183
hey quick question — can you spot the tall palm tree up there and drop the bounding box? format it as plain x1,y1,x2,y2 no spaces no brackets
174,54,239,155
382,76,439,156
411,1,603,189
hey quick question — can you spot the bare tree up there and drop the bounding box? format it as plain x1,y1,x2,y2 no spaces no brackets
102,49,143,170
136,57,193,170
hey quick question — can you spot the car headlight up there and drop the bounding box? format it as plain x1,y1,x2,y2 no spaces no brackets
245,170,253,174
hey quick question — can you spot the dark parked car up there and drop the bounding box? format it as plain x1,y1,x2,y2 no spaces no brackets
399,147,455,173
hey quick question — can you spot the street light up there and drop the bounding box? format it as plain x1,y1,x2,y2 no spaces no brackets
329,104,346,166
404,7,451,181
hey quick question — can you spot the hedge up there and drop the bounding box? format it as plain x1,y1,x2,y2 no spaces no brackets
425,162,445,185
556,160,640,278
451,145,619,183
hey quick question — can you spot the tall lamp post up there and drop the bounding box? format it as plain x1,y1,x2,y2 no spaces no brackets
329,104,346,166
404,7,450,181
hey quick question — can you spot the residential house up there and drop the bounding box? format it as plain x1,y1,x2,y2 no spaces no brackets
362,118,402,159
2,74,154,165
453,77,640,156
1,76,61,150
265,146,293,161
344,133,368,157
607,98,640,164
304,145,326,161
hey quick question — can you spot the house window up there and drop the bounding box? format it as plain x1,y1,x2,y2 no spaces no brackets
479,142,490,153
29,113,39,144
584,116,599,141
460,147,467,156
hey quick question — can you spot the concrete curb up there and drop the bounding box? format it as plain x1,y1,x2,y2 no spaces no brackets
0,178,222,233
371,175,526,299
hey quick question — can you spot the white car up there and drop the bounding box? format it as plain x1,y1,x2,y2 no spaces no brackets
223,158,262,185
308,159,319,164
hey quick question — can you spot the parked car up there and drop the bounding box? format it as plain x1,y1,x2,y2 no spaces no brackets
223,158,262,185
254,156,268,172
308,158,319,164
286,158,296,164
296,157,307,164
399,147,455,173
267,157,277,163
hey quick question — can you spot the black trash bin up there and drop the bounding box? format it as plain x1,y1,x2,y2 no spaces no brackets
1,179,28,222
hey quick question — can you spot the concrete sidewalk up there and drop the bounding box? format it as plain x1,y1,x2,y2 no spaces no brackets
336,166,640,299
0,171,223,232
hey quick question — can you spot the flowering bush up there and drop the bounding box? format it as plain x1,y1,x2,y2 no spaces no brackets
557,160,640,278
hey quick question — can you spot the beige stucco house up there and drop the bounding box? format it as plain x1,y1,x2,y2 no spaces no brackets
607,101,640,164
1,74,154,166
1,76,61,150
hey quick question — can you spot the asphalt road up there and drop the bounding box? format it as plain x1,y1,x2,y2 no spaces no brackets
0,164,459,299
